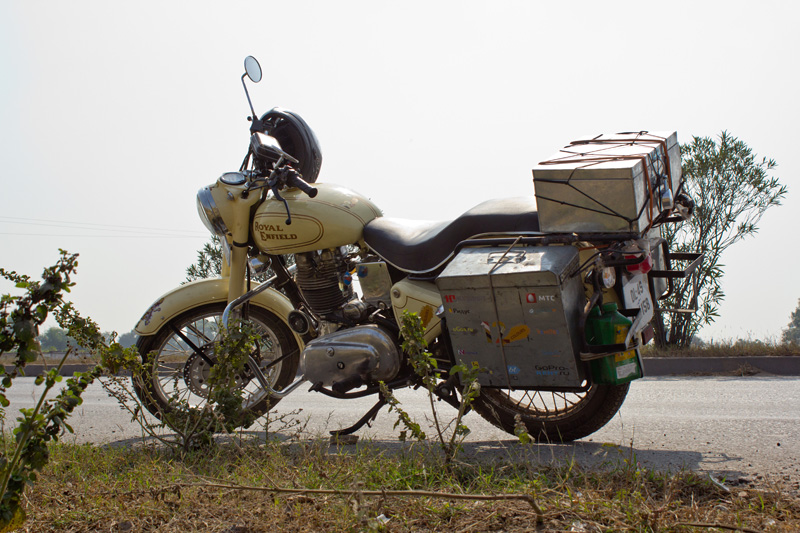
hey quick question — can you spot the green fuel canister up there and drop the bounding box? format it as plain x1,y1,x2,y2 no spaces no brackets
585,302,643,385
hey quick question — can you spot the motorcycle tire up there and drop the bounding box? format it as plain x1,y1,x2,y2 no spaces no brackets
471,382,630,443
133,303,299,429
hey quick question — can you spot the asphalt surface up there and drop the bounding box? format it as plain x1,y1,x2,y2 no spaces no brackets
643,356,800,376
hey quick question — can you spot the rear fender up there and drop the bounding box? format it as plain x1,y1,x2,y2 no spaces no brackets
135,278,301,345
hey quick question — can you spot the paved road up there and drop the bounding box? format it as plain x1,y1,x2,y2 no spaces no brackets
5,376,799,489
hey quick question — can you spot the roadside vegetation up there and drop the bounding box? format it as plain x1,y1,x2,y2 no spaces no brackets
0,251,138,530
643,298,800,358
642,339,800,359
13,436,800,532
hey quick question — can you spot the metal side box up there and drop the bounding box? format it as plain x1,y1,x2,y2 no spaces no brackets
435,245,586,388
532,131,681,233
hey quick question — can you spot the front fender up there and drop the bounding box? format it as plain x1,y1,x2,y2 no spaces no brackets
135,278,301,345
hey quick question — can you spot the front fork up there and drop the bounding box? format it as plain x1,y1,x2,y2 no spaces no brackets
226,242,248,304
222,239,307,399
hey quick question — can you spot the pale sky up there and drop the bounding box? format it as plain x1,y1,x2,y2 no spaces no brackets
1,1,798,342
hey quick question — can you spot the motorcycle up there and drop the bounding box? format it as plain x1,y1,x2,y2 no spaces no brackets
133,56,702,442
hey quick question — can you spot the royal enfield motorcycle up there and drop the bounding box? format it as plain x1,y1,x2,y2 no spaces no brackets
133,56,701,442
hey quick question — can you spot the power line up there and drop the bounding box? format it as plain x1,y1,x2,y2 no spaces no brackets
0,216,208,238
0,233,209,238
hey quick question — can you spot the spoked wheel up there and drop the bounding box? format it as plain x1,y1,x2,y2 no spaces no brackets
471,382,630,442
133,303,299,428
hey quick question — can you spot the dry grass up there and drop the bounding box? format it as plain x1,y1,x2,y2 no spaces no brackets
14,438,800,532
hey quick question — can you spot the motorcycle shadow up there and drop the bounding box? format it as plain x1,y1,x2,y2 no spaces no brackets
259,426,743,479
337,438,721,475
103,429,747,484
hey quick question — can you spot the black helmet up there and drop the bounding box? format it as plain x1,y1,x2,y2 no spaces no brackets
259,108,323,184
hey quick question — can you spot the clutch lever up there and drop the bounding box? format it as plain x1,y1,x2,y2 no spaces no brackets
268,166,318,225
270,185,293,225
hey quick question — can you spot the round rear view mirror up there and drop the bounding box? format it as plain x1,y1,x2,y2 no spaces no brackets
244,56,262,83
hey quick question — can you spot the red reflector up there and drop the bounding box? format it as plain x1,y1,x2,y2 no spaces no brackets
625,253,653,274
642,324,655,345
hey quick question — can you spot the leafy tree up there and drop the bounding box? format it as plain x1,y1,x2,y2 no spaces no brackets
783,299,800,344
37,327,136,352
186,235,224,282
185,235,292,284
117,330,138,348
656,132,786,347
38,327,71,352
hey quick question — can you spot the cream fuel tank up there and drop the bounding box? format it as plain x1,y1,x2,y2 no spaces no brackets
252,183,383,254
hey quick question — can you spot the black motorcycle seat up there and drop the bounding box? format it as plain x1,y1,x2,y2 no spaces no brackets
363,197,540,273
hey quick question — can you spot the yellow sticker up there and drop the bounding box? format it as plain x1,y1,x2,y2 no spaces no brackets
614,350,636,362
502,324,531,344
480,322,531,344
614,324,629,344
419,305,434,328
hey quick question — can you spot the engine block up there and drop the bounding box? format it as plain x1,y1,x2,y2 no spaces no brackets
300,324,401,391
295,248,353,315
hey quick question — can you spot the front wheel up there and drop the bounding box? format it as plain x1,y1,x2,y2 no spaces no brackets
471,383,630,442
133,303,299,429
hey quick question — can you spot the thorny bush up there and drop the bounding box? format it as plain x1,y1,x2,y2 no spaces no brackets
0,250,138,531
381,311,483,465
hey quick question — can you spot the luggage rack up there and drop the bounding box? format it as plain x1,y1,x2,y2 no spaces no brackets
576,242,703,360
649,241,704,301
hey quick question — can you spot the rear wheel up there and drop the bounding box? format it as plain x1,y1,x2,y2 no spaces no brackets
471,383,630,442
133,303,299,428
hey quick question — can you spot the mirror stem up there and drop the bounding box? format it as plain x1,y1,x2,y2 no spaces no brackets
241,73,259,126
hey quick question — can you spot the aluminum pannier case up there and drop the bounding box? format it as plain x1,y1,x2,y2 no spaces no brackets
436,245,586,389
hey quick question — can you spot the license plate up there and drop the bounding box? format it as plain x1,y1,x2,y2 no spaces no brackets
622,272,654,344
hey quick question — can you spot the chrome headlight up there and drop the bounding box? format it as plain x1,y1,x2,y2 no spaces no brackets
196,187,228,237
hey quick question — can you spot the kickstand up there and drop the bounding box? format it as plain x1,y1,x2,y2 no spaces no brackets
434,375,470,414
329,397,387,437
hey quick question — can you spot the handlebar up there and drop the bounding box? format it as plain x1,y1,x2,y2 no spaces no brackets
286,171,318,198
